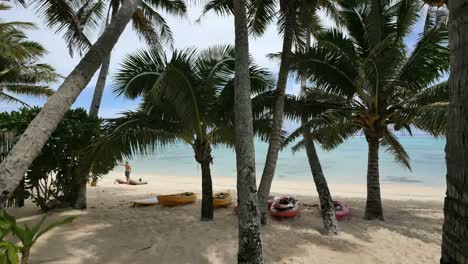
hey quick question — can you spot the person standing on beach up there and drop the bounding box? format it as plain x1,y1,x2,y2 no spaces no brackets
124,161,131,182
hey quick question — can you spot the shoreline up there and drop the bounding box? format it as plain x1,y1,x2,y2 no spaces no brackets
106,172,445,202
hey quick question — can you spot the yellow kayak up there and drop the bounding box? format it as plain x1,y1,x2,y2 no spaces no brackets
157,192,196,206
214,192,232,208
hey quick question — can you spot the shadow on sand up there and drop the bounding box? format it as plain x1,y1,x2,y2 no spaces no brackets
7,185,443,264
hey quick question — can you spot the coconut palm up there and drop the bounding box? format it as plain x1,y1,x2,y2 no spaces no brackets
0,4,58,106
202,0,340,226
89,45,274,221
0,0,143,206
30,0,186,117
286,0,449,220
232,0,264,261
27,0,186,209
437,0,468,262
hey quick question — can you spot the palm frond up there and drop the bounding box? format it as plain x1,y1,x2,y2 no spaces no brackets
144,0,187,16
87,110,182,172
32,0,95,56
114,48,167,98
381,130,411,170
0,92,30,107
3,84,54,97
248,0,277,36
395,22,448,93
199,0,234,18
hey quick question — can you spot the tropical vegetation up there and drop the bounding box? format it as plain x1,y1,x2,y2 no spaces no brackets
0,0,142,207
88,45,274,221
0,210,75,264
286,0,449,220
0,108,106,210
25,0,187,209
0,0,465,263
0,4,58,107
29,0,187,117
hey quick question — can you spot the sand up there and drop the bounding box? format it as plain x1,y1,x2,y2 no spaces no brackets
6,173,445,264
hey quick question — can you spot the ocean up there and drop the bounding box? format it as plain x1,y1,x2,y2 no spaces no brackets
124,136,446,187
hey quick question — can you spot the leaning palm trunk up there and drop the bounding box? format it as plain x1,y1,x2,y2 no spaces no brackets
72,54,111,210
441,1,468,263
0,0,143,205
73,8,120,210
233,0,263,262
194,139,214,221
89,6,119,118
299,30,338,234
364,136,384,220
89,55,111,117
72,56,110,210
302,134,339,234
257,0,296,225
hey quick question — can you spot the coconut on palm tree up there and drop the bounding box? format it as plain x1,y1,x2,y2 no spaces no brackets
287,0,449,220
88,45,274,221
0,3,58,106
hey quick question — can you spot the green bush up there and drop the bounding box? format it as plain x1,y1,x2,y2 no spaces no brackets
0,107,115,210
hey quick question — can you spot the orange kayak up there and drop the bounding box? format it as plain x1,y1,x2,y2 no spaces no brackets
157,192,196,206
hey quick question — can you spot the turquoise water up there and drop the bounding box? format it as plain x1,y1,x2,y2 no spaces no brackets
126,136,446,187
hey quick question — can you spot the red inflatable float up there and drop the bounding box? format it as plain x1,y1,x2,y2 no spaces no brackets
269,196,301,218
334,201,350,220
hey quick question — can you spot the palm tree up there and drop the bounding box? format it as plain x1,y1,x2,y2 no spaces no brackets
438,0,468,262
91,46,274,221
297,30,338,234
0,0,143,206
202,0,340,226
28,0,186,209
0,4,58,106
287,0,449,220
251,0,340,225
233,0,264,261
30,0,186,117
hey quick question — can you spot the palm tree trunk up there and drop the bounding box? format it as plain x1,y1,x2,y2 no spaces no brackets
194,139,214,221
73,59,110,208
299,27,338,235
72,170,88,209
257,0,296,225
73,7,120,209
0,0,143,205
441,1,468,263
89,6,119,118
233,0,263,262
89,55,111,118
364,136,384,220
200,160,214,220
21,249,29,264
303,136,339,234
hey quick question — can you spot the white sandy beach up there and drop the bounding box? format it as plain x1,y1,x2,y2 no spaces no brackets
7,174,445,264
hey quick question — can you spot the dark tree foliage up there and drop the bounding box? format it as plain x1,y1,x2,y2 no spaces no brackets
0,107,110,210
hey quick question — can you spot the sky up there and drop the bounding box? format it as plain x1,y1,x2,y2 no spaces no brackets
2,3,428,122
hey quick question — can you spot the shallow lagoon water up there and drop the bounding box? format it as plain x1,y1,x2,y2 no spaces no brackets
124,136,446,187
